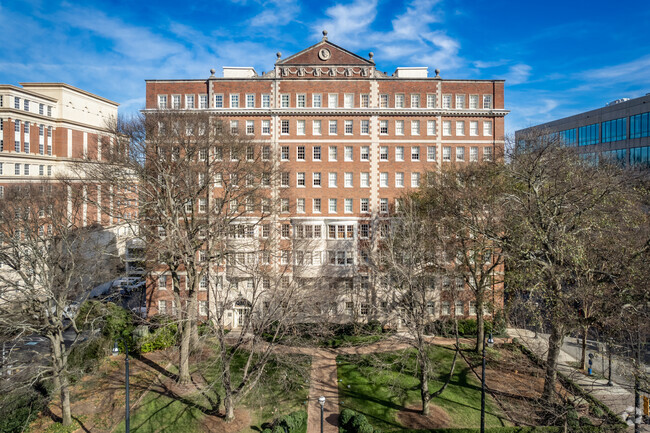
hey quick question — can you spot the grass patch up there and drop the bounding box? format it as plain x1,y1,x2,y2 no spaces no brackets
337,346,509,432
112,391,204,433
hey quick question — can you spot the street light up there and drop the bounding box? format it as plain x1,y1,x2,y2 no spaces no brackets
318,396,326,433
481,333,494,433
112,338,130,433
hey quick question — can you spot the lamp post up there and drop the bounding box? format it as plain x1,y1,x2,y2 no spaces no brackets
481,332,494,433
112,338,130,433
318,396,326,433
607,340,613,386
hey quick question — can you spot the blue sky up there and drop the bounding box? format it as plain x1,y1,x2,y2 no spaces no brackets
1,0,649,134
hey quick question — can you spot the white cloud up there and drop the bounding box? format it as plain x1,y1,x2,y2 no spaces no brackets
503,63,532,85
250,0,300,27
579,55,650,83
314,0,378,47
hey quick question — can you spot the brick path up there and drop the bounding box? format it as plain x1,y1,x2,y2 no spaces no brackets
306,349,339,433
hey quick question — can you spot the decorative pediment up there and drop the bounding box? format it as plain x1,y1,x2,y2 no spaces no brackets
277,34,374,67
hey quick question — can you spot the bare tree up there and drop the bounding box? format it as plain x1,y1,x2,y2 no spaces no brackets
0,183,117,426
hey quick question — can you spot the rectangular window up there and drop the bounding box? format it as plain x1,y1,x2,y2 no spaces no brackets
312,93,322,108
344,93,354,108
328,172,337,187
15,140,20,152
380,120,388,134
483,147,493,161
443,121,451,136
171,95,181,109
630,112,650,139
427,146,436,161
313,198,321,213
185,94,195,109
455,301,464,316
230,94,239,108
47,166,52,176
328,198,337,213
15,120,20,133
280,94,290,108
360,94,370,108
395,120,404,135
395,94,405,108
329,146,337,161
395,172,404,187
24,164,29,175
214,94,223,108
411,120,420,135
261,94,270,108
456,121,465,136
297,119,306,135
360,146,370,161
199,94,208,109
14,163,20,175
483,121,493,136
380,94,389,108
395,146,404,161
483,94,492,109
281,199,290,213
470,121,479,136
380,146,388,161
297,172,306,187
469,94,479,109
281,146,289,160
329,120,337,135
281,120,290,134
411,146,420,161
411,172,420,187
313,145,321,161
262,119,270,135
296,145,305,161
360,199,369,213
313,120,322,135
380,172,388,187
24,99,29,111
344,146,353,161
328,93,338,108
313,172,321,186
360,120,369,134
456,94,465,109
360,172,369,188
158,95,167,109
344,198,353,213
442,94,452,109
411,94,420,108
344,120,353,134
443,146,451,161
246,93,255,108
602,118,627,143
297,198,306,213
344,172,353,187
456,146,465,161
578,123,598,145
427,94,437,108
470,146,479,162
230,120,239,134
39,103,44,115
296,94,306,108
380,198,388,213
246,120,255,134
427,120,437,135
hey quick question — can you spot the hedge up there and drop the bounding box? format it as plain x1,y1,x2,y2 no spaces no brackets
261,410,307,433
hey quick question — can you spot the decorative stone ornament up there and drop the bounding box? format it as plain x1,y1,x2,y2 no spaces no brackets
318,48,331,61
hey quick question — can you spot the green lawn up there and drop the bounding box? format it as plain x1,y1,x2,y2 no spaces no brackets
337,346,509,432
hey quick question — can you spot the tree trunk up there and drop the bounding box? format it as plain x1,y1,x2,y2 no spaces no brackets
476,302,485,353
50,332,72,426
542,322,564,402
191,318,200,349
419,350,430,415
60,379,72,426
178,316,192,384
580,325,588,370
224,380,235,422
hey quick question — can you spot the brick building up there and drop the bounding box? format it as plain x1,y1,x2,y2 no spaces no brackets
144,33,507,327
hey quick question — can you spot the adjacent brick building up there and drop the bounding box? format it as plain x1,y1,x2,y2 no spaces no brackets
144,33,508,327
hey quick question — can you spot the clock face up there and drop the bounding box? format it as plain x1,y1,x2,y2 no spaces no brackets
318,48,331,61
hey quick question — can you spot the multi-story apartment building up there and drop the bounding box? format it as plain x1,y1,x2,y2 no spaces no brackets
144,34,507,327
515,93,650,167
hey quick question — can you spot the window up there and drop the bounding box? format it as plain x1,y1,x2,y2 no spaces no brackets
281,120,290,134
443,121,451,136
395,172,404,187
199,94,208,109
328,172,337,187
411,94,420,108
230,93,239,108
470,121,479,136
395,94,405,108
411,120,420,135
359,172,370,188
380,198,388,213
360,146,370,161
281,224,291,238
313,172,321,186
23,99,29,111
328,93,338,108
297,172,306,187
329,120,337,135
246,120,255,135
313,198,321,213
395,146,404,161
242,93,254,108
395,120,404,135
344,146,353,161
442,94,452,109
380,120,388,134
329,146,337,161
199,198,207,213
280,94,289,108
631,113,650,139
483,121,493,136
313,146,321,161
344,172,353,187
360,199,369,213
441,301,450,315
293,198,305,213
262,94,270,108
411,172,420,187
262,119,270,135
24,164,29,175
470,146,479,162
483,95,492,109
312,93,322,108
469,301,476,316
344,93,354,108
328,198,337,213
427,94,437,108
214,94,223,108
456,94,465,109
24,141,29,153
47,106,52,116
47,166,52,176
295,93,306,108
14,163,20,175
456,121,465,136
602,118,627,143
171,95,181,109
469,94,479,109
297,119,305,135
15,140,20,152
380,172,388,187
344,120,353,134
313,120,322,135
262,145,270,160
427,146,436,161
281,199,290,213
360,120,369,134
411,146,420,161
38,103,44,115
360,94,369,108
483,147,493,161
185,94,195,109
443,146,451,161
380,146,388,161
455,301,464,316
230,120,239,134
344,198,353,213
281,172,290,187
456,146,465,161
158,95,167,109
296,145,305,161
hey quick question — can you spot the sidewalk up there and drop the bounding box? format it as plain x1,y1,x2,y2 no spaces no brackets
508,328,647,432
306,349,339,433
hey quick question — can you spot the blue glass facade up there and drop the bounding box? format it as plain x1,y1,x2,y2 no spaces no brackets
578,124,599,146
602,117,627,143
601,149,627,166
558,128,576,146
630,146,650,167
630,112,650,139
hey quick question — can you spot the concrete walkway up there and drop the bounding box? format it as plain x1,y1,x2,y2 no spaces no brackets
307,349,339,433
509,328,648,432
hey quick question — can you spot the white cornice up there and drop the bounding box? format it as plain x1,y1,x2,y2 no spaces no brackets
142,108,509,117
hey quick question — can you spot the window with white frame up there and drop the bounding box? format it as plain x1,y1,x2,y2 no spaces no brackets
185,94,195,109
297,94,306,108
313,172,321,187
380,146,388,161
262,146,270,160
360,120,369,134
469,94,479,109
469,301,476,316
297,198,305,213
343,146,353,161
158,274,167,289
360,94,369,108
344,120,353,135
281,198,290,213
455,301,464,316
380,198,388,213
360,146,370,161
411,146,420,161
328,198,337,213
172,95,181,109
443,121,452,136
261,119,270,135
281,120,289,134
411,172,421,187
395,172,404,187
470,146,479,162
199,94,208,108
395,120,404,135
411,94,420,108
483,147,493,161
360,199,369,213
380,94,389,108
344,198,353,213
280,94,290,108
199,198,207,213
456,94,465,109
158,95,167,109
329,120,337,135
427,94,437,108
230,120,239,134
427,146,436,161
24,164,29,176
328,172,337,188
158,300,167,314
456,120,465,136
360,172,369,188
297,145,305,160
427,120,437,135
261,94,270,108
313,198,321,213
214,94,223,108
328,93,338,108
443,146,451,161
246,120,255,135
442,94,452,109
329,146,337,161
395,94,405,108
409,120,419,135
470,121,479,136
483,94,492,109
380,120,388,134
245,93,255,108
344,172,353,187
14,163,20,175
395,146,404,161
281,146,289,160
344,93,354,108
280,172,289,187
297,172,306,187
441,301,450,315
230,94,239,108
483,120,493,136
313,120,322,135
312,93,322,108
380,172,388,187
297,119,306,135
313,146,321,161
456,146,465,161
